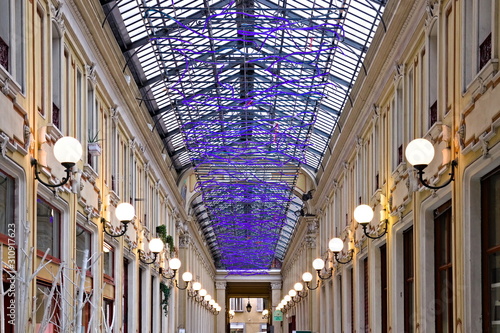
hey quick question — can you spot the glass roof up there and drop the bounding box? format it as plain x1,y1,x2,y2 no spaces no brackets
101,0,385,271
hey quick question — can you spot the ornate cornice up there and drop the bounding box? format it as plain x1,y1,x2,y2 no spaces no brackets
215,281,227,290
270,282,282,290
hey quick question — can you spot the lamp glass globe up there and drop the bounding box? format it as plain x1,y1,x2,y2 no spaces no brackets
53,136,83,165
328,237,344,252
182,271,193,282
312,258,325,270
284,295,291,302
405,138,435,166
294,282,304,291
205,294,212,302
148,238,164,253
354,204,374,224
199,289,207,297
115,203,135,222
192,282,202,291
169,258,181,270
302,272,313,282
288,289,297,297
209,299,215,306
262,309,268,316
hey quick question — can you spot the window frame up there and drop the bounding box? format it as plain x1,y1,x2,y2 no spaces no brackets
36,197,62,262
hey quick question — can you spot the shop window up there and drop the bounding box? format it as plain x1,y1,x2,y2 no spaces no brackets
35,281,61,332
0,170,14,243
404,227,414,333
380,245,387,333
481,167,500,332
434,201,453,332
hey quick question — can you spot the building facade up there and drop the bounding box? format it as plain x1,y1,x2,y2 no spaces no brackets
0,0,499,332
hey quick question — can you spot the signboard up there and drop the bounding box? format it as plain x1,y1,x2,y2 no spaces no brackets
273,310,283,321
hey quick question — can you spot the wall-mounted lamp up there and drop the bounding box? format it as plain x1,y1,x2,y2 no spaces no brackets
293,282,308,298
405,138,457,190
174,271,192,290
31,136,82,188
195,289,208,303
312,258,333,280
188,281,202,298
159,257,181,280
138,237,164,264
101,202,135,238
302,271,320,290
354,204,388,240
246,298,252,312
228,309,235,319
329,237,353,264
262,309,270,319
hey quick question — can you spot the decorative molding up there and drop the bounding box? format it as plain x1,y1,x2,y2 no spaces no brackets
50,0,65,35
0,132,9,157
215,281,227,289
179,234,191,249
372,104,380,122
425,0,440,28
85,62,97,87
479,133,490,158
270,282,282,290
393,63,404,83
110,105,119,124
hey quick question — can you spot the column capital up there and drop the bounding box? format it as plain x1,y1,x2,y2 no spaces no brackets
270,282,282,290
215,281,227,289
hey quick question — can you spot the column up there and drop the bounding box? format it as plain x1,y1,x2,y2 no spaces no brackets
271,282,283,333
215,281,227,333
177,232,191,331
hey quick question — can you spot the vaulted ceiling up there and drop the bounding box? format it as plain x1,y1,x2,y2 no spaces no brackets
101,0,386,272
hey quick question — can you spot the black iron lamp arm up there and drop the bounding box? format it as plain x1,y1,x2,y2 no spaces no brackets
138,249,158,265
361,219,388,240
305,279,321,290
101,218,129,238
415,160,457,190
317,267,333,280
175,279,190,290
159,267,177,280
333,250,353,264
31,158,73,188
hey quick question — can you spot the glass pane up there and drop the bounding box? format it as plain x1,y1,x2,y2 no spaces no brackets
36,199,60,258
75,225,91,267
103,244,114,277
0,170,14,236
487,172,500,247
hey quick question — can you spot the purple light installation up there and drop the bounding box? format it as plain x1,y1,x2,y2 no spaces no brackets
143,1,343,272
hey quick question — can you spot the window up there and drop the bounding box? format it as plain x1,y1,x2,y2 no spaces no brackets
52,23,62,130
434,201,453,333
103,298,114,330
230,298,244,312
0,0,24,87
404,227,414,333
380,245,387,333
363,258,369,331
35,281,61,332
75,225,91,269
122,258,129,332
463,0,493,87
76,70,83,141
2,281,14,332
36,198,61,259
393,80,404,169
428,22,438,129
481,166,500,332
0,170,14,241
103,242,114,282
256,298,268,312
230,323,244,333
